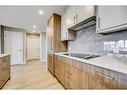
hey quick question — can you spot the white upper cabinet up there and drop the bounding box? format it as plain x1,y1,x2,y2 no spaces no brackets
66,6,76,29
61,13,67,41
61,6,95,41
66,6,95,29
96,6,127,33
76,6,95,23
61,12,76,41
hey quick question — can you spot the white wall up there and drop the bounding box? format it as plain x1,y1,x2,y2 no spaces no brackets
40,32,46,61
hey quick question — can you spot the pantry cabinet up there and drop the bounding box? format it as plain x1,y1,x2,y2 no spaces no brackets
53,54,127,89
96,6,127,34
47,14,67,75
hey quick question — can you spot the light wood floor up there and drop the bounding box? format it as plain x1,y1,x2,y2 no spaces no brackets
3,60,64,89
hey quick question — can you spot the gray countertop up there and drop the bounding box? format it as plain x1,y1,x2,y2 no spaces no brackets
54,52,127,74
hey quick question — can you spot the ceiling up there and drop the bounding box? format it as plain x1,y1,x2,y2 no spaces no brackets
0,6,67,32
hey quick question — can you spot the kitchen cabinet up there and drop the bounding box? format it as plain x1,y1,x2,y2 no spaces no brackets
53,54,127,89
66,6,95,29
61,6,95,41
0,55,10,89
54,55,65,85
96,6,127,34
76,6,95,24
61,13,76,41
47,14,68,75
66,6,76,29
63,57,75,89
48,54,54,75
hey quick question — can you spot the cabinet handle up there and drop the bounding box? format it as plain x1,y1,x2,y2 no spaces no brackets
96,71,114,80
98,18,101,29
76,14,78,23
51,37,53,50
73,16,76,24
66,31,68,38
65,70,72,75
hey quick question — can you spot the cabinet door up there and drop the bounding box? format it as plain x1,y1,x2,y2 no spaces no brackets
97,6,127,33
64,63,75,89
47,17,53,51
54,55,59,78
48,54,54,75
76,6,95,23
61,13,76,41
66,6,76,29
61,13,68,41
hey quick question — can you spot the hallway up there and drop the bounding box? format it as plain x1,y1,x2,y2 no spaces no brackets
3,60,64,89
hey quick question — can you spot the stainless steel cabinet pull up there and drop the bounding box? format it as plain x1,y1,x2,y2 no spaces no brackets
73,16,76,24
96,71,114,80
76,14,78,23
98,18,101,29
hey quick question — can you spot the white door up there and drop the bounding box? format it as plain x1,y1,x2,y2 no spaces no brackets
27,34,40,60
4,31,24,65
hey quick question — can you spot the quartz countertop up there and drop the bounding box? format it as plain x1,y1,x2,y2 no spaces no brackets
0,54,10,58
54,52,127,74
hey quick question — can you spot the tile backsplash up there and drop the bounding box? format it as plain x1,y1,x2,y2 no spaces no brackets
68,25,127,56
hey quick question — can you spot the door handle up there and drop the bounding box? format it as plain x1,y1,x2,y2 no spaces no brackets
18,50,22,51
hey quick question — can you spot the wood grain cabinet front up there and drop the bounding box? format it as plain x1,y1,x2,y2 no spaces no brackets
64,61,75,89
0,55,10,89
48,54,54,75
53,54,127,89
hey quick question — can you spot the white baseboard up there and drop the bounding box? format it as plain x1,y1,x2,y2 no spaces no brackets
23,61,26,64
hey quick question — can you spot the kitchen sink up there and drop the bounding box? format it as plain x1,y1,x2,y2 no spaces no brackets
63,53,100,59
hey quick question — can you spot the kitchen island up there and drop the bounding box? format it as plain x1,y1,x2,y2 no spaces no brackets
0,54,10,89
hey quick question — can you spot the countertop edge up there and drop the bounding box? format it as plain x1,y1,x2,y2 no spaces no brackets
0,54,10,59
53,52,127,75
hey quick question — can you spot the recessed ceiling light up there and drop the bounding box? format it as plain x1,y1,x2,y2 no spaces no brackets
33,25,36,29
38,10,43,15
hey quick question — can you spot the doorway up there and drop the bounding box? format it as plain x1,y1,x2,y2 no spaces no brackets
26,33,40,61
4,31,24,65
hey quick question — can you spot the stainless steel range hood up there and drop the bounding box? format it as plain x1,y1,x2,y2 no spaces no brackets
68,16,96,31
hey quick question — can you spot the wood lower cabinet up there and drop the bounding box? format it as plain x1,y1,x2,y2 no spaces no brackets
54,55,65,85
53,54,127,89
0,55,10,89
48,54,54,75
64,58,75,89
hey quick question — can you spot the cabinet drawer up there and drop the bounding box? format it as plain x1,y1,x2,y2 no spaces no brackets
93,66,126,89
62,57,72,66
